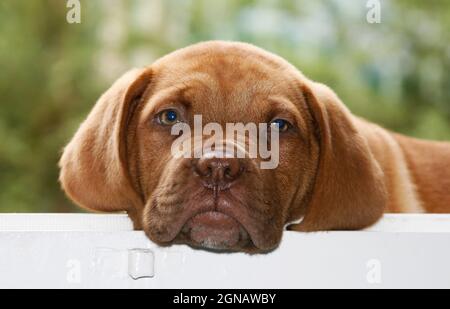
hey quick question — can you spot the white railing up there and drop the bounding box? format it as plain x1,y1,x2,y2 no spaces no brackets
1,214,450,288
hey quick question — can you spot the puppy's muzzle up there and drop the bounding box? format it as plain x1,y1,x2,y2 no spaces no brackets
180,156,249,249
193,157,246,191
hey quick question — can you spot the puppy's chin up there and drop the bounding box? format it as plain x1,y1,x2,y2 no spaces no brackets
176,211,252,252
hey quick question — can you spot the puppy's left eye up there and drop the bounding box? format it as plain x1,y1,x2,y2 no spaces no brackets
270,119,292,132
157,109,180,126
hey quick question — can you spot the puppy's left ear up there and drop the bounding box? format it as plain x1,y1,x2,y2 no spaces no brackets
59,68,152,213
289,81,387,232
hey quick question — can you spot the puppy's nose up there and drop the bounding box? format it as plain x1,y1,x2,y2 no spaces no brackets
194,157,244,188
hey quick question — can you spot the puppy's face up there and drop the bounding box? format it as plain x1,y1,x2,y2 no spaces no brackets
130,48,318,252
60,42,386,253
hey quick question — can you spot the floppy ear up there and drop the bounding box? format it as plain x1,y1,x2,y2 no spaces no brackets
59,68,152,213
288,81,387,231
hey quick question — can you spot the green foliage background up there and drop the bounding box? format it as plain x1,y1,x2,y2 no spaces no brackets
0,0,449,212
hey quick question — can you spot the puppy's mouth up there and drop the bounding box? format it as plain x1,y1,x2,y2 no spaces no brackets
178,211,251,251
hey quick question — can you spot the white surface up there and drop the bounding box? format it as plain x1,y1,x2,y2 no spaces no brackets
0,213,133,231
0,214,450,289
2,213,450,232
128,249,155,280
367,214,450,232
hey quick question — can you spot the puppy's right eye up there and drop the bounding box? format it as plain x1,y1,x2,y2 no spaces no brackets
270,119,292,133
157,109,180,126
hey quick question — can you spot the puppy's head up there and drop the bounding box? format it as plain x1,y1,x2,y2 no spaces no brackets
59,42,386,253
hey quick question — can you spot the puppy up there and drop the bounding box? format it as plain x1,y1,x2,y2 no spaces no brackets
59,41,450,253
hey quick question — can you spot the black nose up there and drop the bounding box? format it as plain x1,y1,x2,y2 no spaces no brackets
194,157,244,189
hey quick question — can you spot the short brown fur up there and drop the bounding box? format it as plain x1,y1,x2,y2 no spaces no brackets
59,41,450,252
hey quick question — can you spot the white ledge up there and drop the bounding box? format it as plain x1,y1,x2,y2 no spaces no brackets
0,213,134,232
1,214,450,288
1,213,450,232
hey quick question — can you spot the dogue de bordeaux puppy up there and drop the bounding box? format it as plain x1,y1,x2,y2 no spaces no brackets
59,41,450,253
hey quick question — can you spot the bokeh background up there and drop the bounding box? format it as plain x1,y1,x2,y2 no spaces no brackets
0,0,449,212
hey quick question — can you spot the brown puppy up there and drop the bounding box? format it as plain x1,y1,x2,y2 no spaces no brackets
59,41,450,253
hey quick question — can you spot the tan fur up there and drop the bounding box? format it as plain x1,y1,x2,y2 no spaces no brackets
394,134,450,212
59,41,450,252
354,119,425,213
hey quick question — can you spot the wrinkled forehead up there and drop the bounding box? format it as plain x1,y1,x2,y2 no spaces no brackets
146,43,307,122
157,47,287,87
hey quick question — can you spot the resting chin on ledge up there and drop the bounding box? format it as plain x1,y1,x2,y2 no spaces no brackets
59,41,450,254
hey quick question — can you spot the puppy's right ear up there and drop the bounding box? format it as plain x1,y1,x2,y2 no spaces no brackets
288,80,386,232
59,68,152,213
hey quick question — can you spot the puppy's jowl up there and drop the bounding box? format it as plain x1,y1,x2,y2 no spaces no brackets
60,41,450,253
